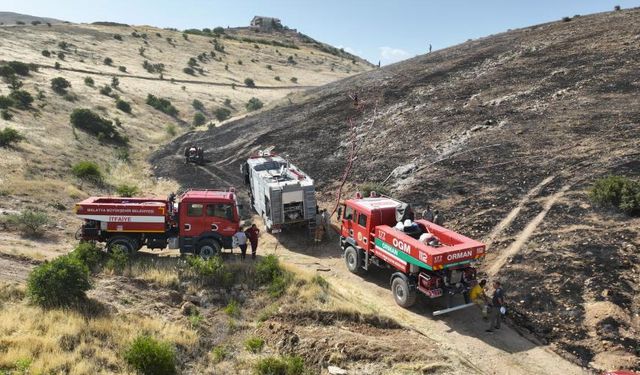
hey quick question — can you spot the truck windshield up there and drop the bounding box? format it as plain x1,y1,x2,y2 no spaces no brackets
206,203,235,221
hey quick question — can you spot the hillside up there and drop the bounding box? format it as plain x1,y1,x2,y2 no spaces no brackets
0,19,372,256
0,11,65,25
154,8,640,371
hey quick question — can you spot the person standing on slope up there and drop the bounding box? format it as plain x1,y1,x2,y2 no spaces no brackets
245,224,260,260
233,227,248,260
486,281,505,332
422,206,435,222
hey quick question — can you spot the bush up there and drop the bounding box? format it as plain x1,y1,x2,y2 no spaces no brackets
224,299,241,317
287,56,296,65
614,5,621,11
0,95,12,109
116,99,132,113
192,99,204,111
118,66,127,72
185,256,233,286
211,345,229,363
27,255,91,308
255,356,305,375
165,123,177,136
589,175,640,216
124,335,177,375
147,94,178,117
183,67,195,75
70,108,126,143
562,16,572,22
142,61,165,74
244,78,256,87
111,76,119,88
224,98,231,107
193,112,206,126
290,77,298,83
1,109,12,121
72,161,102,182
84,76,95,86
7,209,50,236
70,242,106,272
245,97,263,111
7,61,30,76
32,20,41,26
113,34,123,41
244,336,265,353
58,41,70,50
57,51,65,60
116,184,138,197
214,107,231,121
99,85,112,96
50,77,71,94
0,65,15,78
274,76,281,81
54,62,61,69
103,57,113,66
105,247,129,274
41,50,51,57
266,64,272,70
9,90,34,109
359,182,389,197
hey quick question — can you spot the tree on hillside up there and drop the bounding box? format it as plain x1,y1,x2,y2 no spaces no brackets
50,77,71,94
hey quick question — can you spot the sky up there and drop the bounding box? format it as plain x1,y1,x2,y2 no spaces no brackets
2,0,640,65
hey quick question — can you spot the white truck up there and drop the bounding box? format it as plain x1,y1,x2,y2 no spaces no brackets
241,151,316,233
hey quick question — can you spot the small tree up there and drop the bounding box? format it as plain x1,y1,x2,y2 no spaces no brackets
0,95,13,109
124,335,177,375
290,77,298,83
1,109,12,120
84,76,95,86
103,57,113,66
8,61,30,76
118,66,127,73
41,50,51,57
111,76,120,88
27,255,91,308
116,184,139,197
244,78,256,87
274,76,281,81
214,107,231,121
113,34,123,41
57,51,65,60
72,161,102,182
0,127,25,147
213,27,225,35
116,99,132,113
193,112,206,126
9,90,34,110
245,97,263,111
183,67,195,75
50,77,71,94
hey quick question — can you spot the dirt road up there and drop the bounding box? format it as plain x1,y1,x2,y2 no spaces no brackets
256,227,589,375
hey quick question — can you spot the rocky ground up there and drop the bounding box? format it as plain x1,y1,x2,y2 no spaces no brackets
153,8,640,372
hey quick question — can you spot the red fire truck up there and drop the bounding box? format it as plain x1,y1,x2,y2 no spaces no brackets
75,189,241,257
338,194,486,315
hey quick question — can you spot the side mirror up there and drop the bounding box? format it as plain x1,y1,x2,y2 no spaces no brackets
337,207,343,220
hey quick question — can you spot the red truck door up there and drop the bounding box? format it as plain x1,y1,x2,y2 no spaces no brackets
204,203,238,237
354,211,370,249
180,202,204,237
341,204,355,239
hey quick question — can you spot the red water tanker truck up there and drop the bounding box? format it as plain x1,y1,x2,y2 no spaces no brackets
75,189,240,257
338,194,486,315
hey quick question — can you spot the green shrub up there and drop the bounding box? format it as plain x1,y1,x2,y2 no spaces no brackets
266,64,272,70
146,94,178,117
69,242,106,272
245,97,263,111
185,256,233,286
8,90,34,109
290,77,298,83
0,65,15,78
213,27,225,35
192,99,204,111
244,78,256,87
58,41,70,50
244,336,265,353
7,61,30,76
50,77,71,94
193,112,206,126
214,107,231,121
42,50,51,57
255,356,305,375
84,76,95,86
57,51,65,60
113,34,123,41
103,57,113,66
116,99,132,113
70,109,126,143
27,255,91,308
111,76,119,88
165,123,177,136
54,62,61,69
0,95,13,109
124,335,176,375
116,147,130,162
287,56,296,65
118,66,127,72
106,247,129,274
99,85,112,96
211,345,229,363
142,61,165,74
274,76,281,81
6,209,50,236
0,127,24,147
71,161,102,182
589,175,640,216
183,67,195,75
311,275,329,289
224,299,241,317
1,109,12,121
224,98,231,107
359,182,389,197
116,184,138,197
255,255,282,284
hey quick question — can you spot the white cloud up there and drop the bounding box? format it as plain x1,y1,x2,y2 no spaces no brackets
379,46,410,64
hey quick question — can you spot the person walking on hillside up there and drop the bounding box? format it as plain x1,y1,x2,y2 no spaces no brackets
245,224,260,260
422,206,434,222
433,210,445,226
233,227,248,260
486,281,505,332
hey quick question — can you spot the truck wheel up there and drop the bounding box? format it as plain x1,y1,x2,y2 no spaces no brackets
344,246,363,274
197,240,220,259
391,276,417,308
107,236,137,254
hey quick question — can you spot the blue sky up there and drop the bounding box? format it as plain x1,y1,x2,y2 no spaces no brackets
3,0,639,64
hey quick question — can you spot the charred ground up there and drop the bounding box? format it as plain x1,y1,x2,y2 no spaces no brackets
153,8,640,371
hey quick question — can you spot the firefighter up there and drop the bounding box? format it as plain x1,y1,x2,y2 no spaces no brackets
314,210,325,243
321,209,331,239
422,206,434,222
486,281,505,333
245,224,260,260
233,227,248,260
469,279,489,320
434,210,445,225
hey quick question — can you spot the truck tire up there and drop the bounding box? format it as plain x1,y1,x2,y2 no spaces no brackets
197,239,220,259
391,276,417,308
344,246,363,274
107,236,137,254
